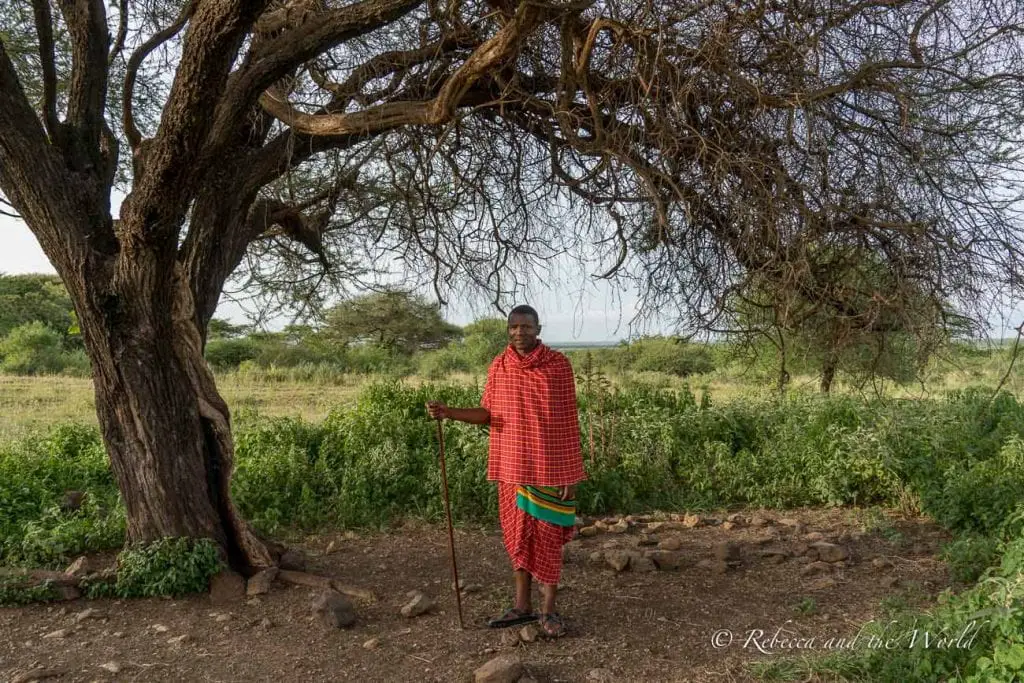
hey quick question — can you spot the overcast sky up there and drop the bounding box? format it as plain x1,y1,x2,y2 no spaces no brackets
0,213,679,343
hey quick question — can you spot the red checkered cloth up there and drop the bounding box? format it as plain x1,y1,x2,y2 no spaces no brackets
498,482,575,585
481,343,586,486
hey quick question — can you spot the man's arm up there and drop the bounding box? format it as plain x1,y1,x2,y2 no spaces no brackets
426,402,490,425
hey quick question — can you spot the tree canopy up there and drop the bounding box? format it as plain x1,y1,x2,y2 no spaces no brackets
320,289,462,352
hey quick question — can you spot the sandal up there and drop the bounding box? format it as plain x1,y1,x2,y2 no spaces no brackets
538,612,567,638
487,607,537,628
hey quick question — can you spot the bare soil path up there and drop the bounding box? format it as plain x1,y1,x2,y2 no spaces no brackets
0,508,952,683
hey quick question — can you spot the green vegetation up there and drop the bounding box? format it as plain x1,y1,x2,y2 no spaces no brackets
84,538,223,599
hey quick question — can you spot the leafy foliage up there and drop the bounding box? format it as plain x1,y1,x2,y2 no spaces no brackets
86,537,223,599
319,291,462,354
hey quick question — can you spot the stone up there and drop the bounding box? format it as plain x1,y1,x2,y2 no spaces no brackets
646,522,666,532
313,591,357,628
99,662,121,674
804,531,825,542
474,654,524,683
800,561,833,577
759,549,788,564
588,668,616,681
750,514,771,527
637,534,659,546
809,578,837,590
794,543,811,556
631,556,657,573
215,613,232,622
74,608,100,623
726,513,745,524
881,575,901,589
65,556,90,578
608,519,629,534
209,570,245,604
588,551,606,565
698,559,730,574
645,550,684,571
519,623,541,643
279,549,308,571
605,551,631,572
594,520,610,531
363,638,380,650
500,629,521,647
682,514,702,528
811,542,850,563
657,537,682,551
400,591,434,618
462,583,484,594
721,521,736,531
872,557,894,570
779,517,801,528
713,541,742,563
167,634,190,645
42,629,70,639
11,668,66,683
246,567,279,596
579,525,600,537
60,490,85,513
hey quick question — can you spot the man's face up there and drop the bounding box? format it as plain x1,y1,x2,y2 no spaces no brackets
507,313,540,354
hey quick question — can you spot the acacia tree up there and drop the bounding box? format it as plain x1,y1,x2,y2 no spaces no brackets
1,0,1023,573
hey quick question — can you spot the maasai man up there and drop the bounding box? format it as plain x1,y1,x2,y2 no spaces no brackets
426,305,586,637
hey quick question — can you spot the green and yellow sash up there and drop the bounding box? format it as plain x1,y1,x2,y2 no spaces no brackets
516,485,576,527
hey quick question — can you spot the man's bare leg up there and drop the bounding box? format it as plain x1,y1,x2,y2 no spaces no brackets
540,582,557,614
514,570,532,612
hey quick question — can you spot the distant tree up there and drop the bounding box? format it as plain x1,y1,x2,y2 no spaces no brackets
206,318,250,341
461,318,508,366
320,290,461,354
0,321,65,374
0,273,74,340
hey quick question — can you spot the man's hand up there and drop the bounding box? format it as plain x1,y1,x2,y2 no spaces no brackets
426,401,448,420
559,485,575,501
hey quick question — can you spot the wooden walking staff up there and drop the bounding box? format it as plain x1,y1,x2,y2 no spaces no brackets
435,417,465,629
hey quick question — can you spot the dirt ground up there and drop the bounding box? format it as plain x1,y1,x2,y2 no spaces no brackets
0,508,953,683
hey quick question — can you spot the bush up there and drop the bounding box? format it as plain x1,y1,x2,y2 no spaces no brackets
205,337,260,369
87,537,222,599
0,322,66,375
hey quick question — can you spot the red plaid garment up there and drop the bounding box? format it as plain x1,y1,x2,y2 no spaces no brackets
498,482,574,585
481,343,587,486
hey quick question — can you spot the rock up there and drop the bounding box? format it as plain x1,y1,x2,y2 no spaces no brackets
645,550,684,571
363,637,380,650
779,517,801,528
805,548,820,562
800,561,833,576
331,581,376,603
682,514,702,528
65,556,90,578
804,531,825,542
726,513,745,524
579,525,600,537
759,549,788,564
258,618,273,630
588,668,616,682
209,570,245,604
794,543,811,556
657,537,682,551
313,591,357,628
631,556,657,573
519,623,541,643
462,583,484,594
500,629,521,647
167,634,190,645
588,551,606,565
400,591,434,618
99,662,121,674
637,534,659,546
721,521,737,531
246,567,278,596
872,557,894,570
325,541,338,554
215,613,232,622
60,490,85,513
697,559,730,574
594,520,610,532
11,668,66,683
74,608,101,623
810,578,837,590
881,575,901,589
811,542,850,563
750,514,771,527
474,654,524,683
713,541,742,563
646,522,666,532
605,551,631,572
279,549,308,571
608,519,629,534
42,629,70,639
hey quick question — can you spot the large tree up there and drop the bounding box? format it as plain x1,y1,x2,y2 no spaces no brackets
1,0,1023,572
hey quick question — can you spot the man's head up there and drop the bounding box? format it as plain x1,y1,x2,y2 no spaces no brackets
507,305,541,354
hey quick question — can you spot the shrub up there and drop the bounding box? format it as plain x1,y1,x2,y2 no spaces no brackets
0,322,66,375
87,537,222,599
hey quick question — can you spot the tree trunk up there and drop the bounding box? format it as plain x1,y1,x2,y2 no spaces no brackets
73,253,274,574
820,352,838,394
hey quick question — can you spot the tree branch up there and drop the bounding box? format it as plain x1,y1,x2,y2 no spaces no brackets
123,0,197,151
30,0,60,140
108,0,130,66
55,0,110,171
